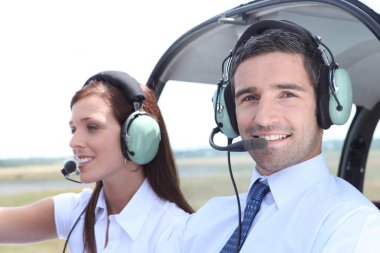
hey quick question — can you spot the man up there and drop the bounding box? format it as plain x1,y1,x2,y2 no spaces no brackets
179,20,380,252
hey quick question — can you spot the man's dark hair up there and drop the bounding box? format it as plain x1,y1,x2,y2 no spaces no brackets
229,28,325,96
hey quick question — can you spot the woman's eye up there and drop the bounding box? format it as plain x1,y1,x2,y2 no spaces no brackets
87,124,99,131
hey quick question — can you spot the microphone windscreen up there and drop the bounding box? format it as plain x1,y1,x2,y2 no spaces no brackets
244,138,268,151
62,160,77,175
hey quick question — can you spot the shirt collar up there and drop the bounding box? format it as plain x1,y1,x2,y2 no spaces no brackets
251,154,330,209
95,188,107,219
94,179,156,241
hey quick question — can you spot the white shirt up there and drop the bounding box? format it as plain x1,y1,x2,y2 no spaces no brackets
180,154,380,253
54,179,189,253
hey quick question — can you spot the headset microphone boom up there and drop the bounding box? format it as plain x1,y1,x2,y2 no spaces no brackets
209,127,268,152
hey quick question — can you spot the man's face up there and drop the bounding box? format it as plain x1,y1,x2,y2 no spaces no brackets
234,51,323,175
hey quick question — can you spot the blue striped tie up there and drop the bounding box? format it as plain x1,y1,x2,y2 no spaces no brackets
220,179,270,253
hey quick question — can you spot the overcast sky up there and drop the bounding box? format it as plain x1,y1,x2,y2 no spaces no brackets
0,0,243,159
0,0,379,159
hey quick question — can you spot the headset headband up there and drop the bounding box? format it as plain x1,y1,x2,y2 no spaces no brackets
233,20,319,54
83,71,146,106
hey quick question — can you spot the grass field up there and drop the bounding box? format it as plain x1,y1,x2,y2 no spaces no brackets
0,150,379,252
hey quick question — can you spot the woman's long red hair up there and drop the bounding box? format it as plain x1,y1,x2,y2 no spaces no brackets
70,81,193,253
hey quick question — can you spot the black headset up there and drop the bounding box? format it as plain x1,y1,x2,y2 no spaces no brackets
83,70,161,165
212,19,353,140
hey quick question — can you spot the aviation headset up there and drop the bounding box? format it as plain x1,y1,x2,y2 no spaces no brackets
213,19,353,139
83,70,161,165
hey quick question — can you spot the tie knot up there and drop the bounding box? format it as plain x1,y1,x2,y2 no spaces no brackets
248,179,270,201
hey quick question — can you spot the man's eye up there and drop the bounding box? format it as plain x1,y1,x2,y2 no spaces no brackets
283,92,297,98
242,95,258,102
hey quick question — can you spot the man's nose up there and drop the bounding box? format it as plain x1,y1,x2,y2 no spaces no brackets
253,98,279,127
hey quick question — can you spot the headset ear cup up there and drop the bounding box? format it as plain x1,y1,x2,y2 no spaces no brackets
317,66,333,129
223,84,240,136
329,68,353,125
212,85,239,139
121,112,161,165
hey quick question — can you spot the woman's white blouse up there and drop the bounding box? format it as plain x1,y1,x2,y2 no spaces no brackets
54,179,189,253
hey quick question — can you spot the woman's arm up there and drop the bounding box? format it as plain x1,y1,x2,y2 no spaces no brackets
0,197,57,243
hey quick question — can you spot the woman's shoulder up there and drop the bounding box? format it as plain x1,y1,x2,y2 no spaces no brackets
53,187,93,211
149,189,190,218
140,180,191,218
53,187,94,239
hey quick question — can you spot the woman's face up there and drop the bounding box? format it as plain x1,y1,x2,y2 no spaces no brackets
69,94,126,183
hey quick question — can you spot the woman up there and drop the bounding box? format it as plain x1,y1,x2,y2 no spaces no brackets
0,70,193,252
